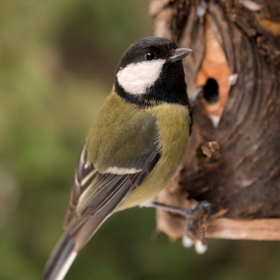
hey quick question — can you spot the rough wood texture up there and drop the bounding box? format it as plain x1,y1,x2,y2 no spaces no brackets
151,0,280,240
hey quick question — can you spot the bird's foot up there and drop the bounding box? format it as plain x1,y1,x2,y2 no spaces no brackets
182,201,211,253
140,199,212,253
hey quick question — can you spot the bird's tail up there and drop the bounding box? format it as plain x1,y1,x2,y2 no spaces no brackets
43,176,133,280
43,218,79,280
43,214,109,280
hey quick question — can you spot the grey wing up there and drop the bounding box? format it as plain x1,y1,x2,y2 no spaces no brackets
63,139,160,227
63,144,93,228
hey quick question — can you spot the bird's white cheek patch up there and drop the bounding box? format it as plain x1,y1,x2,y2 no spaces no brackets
117,59,165,95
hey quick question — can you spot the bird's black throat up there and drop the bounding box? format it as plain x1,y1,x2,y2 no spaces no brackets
115,61,190,108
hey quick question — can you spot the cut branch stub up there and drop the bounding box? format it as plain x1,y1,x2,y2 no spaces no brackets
152,0,280,241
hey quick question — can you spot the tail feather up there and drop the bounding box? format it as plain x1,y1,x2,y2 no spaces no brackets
44,219,77,280
43,214,111,280
55,252,77,280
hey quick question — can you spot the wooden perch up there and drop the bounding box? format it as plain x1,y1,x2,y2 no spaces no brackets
150,0,280,241
206,218,280,240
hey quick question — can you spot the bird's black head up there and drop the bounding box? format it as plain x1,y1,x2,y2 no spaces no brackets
114,37,192,106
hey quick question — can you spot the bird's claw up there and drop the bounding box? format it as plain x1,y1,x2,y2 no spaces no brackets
182,201,212,254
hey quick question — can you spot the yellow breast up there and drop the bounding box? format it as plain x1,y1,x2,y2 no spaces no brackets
117,103,190,211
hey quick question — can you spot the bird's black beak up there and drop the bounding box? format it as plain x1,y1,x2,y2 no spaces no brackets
168,48,192,62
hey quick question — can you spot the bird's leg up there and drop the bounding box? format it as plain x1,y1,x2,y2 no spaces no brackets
140,199,212,253
140,199,207,216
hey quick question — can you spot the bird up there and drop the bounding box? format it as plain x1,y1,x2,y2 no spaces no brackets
43,36,192,280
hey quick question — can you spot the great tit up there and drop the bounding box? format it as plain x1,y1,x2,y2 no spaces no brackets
44,37,192,280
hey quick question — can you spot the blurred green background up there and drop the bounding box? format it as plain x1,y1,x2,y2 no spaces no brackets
1,0,280,279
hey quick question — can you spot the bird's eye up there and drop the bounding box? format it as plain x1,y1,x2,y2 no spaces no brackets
145,51,155,61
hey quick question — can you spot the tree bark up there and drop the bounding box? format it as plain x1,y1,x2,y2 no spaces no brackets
150,0,280,241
